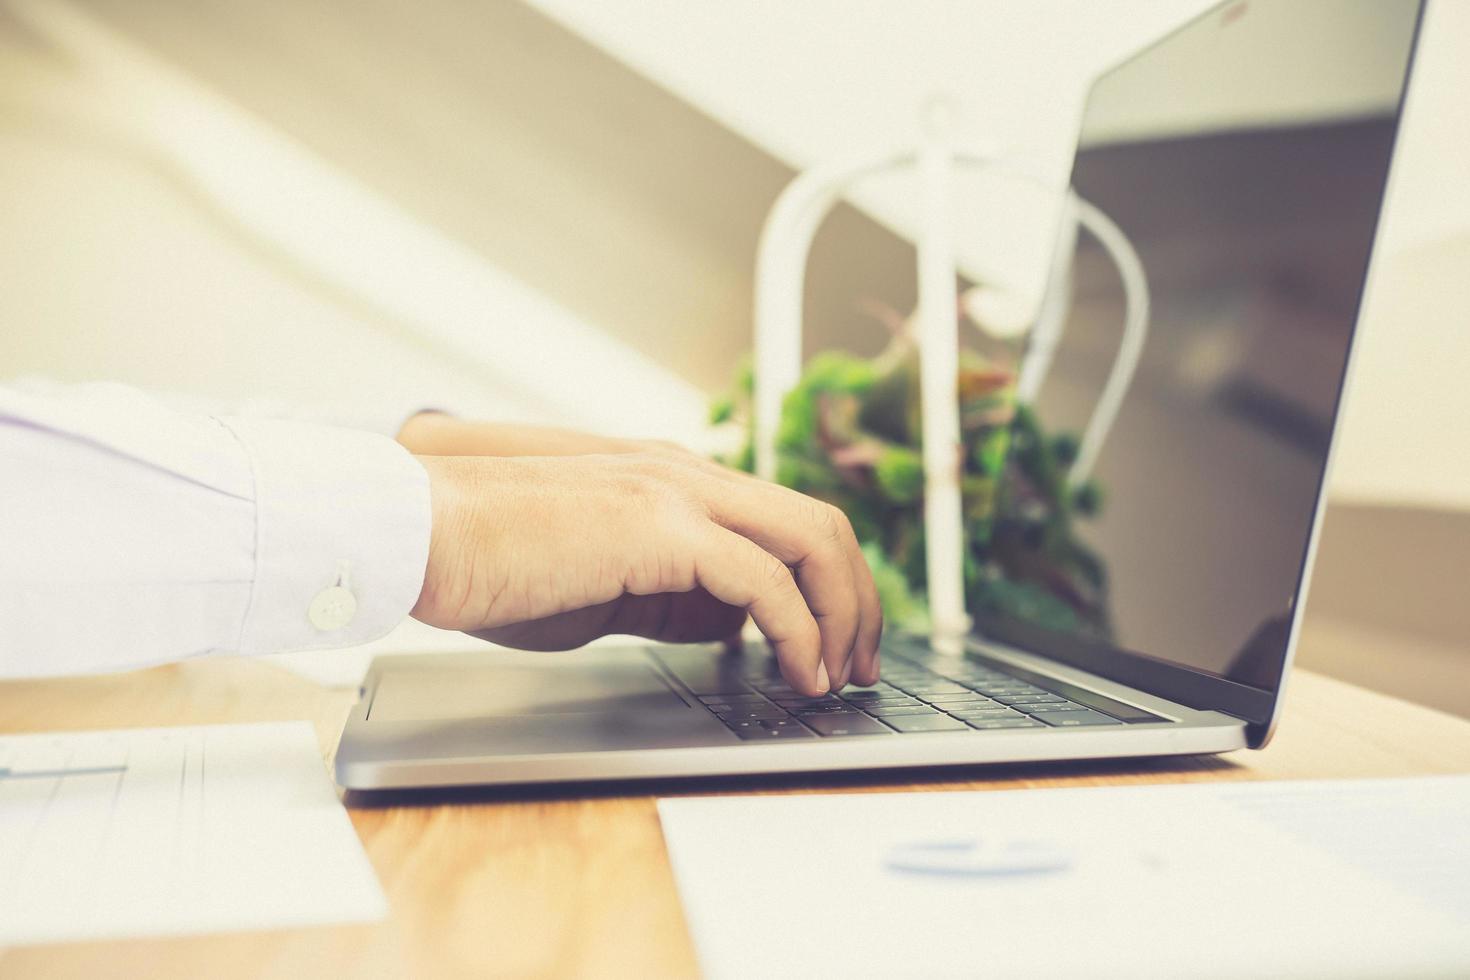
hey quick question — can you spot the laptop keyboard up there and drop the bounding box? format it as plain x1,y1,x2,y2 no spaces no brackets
659,650,1146,741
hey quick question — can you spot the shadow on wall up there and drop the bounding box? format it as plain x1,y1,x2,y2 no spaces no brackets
77,0,920,392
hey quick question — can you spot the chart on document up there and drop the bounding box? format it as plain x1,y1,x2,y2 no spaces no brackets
0,722,385,945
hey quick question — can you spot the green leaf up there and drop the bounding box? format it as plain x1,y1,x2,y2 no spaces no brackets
733,443,755,474
801,351,879,394
976,427,1011,477
735,355,755,396
1072,479,1104,517
1050,432,1079,466
862,541,929,631
715,346,1111,640
873,446,923,503
776,387,818,451
708,396,735,426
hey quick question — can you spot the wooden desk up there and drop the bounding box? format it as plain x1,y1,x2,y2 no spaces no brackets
2,659,1468,979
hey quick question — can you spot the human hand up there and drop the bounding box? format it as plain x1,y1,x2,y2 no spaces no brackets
410,452,882,695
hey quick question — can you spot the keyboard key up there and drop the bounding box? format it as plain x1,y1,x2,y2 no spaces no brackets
733,725,816,740
920,692,991,704
1017,702,1089,714
963,717,1044,730
699,694,768,706
1034,709,1122,727
879,714,970,733
865,705,940,716
772,696,842,708
800,714,893,737
710,702,782,713
947,670,1008,682
947,706,1023,719
684,679,753,695
713,707,790,720
895,682,970,695
994,694,1065,705
759,719,812,735
940,714,1023,728
840,686,903,701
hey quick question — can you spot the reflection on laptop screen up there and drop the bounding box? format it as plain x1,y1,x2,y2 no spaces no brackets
978,0,1421,692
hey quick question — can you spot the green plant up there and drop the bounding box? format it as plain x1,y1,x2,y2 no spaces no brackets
714,312,1110,638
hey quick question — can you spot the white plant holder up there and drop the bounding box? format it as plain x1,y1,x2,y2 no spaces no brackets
753,105,1150,655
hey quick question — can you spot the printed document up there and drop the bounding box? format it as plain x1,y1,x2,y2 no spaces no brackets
660,777,1470,979
0,722,386,945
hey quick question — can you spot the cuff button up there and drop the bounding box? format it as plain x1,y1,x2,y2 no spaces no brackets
308,585,358,631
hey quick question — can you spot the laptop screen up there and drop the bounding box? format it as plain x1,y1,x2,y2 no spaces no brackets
974,0,1422,708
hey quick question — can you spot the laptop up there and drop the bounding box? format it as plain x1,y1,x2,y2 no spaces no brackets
336,0,1425,790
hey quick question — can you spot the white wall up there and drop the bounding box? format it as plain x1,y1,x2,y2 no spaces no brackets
0,127,519,427
530,0,1468,260
0,0,709,444
1328,1,1470,511
531,0,1217,310
530,0,1470,510
1332,237,1470,511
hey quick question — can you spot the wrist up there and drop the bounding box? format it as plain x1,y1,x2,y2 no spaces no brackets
410,454,473,621
400,415,645,459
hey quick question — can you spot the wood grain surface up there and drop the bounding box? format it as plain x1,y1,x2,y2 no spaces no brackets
2,657,1468,979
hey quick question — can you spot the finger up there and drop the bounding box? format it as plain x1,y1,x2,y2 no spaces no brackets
689,459,881,687
694,524,827,695
837,518,884,686
698,480,860,691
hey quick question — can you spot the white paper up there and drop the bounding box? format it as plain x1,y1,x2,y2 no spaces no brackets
659,777,1470,979
0,722,387,946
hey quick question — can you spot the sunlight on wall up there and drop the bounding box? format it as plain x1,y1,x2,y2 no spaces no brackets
0,0,709,444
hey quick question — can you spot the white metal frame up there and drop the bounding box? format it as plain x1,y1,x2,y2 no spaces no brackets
753,113,1150,652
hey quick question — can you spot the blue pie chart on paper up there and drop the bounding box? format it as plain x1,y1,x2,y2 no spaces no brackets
884,838,1074,879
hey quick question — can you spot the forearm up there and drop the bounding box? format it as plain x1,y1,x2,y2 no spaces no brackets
396,412,644,458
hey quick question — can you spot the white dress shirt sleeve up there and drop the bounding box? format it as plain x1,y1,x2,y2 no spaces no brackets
6,374,443,441
0,382,431,678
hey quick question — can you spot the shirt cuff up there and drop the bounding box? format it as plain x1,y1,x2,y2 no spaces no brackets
217,416,431,655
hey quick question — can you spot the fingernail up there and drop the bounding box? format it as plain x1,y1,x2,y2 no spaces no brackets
836,662,852,690
815,660,830,693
